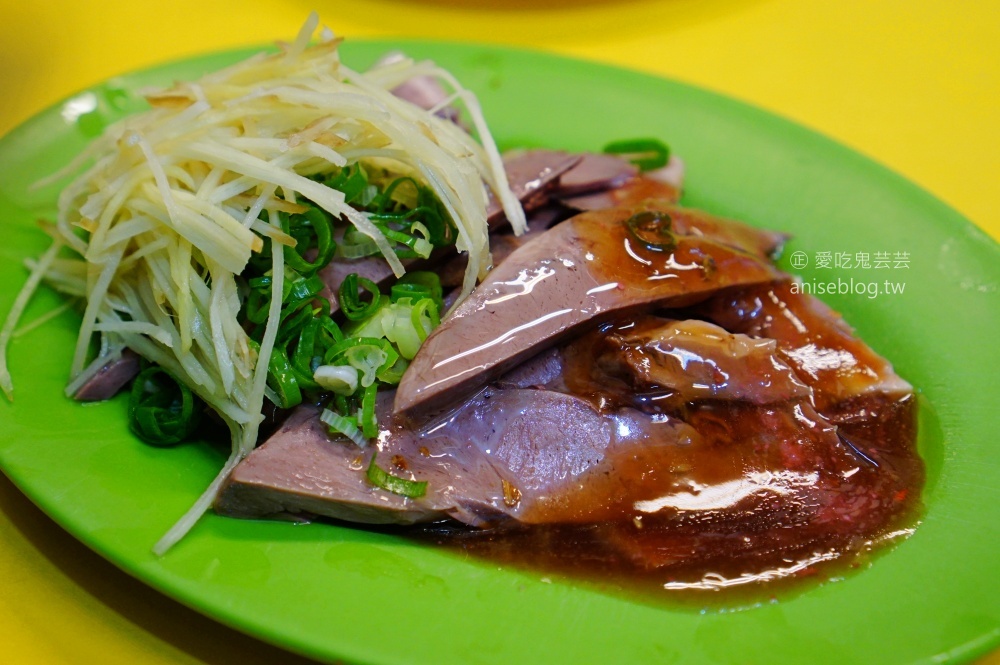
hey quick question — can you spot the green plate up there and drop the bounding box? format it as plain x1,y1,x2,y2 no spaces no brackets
1,41,998,665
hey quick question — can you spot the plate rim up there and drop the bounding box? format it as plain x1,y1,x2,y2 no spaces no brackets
1,38,998,665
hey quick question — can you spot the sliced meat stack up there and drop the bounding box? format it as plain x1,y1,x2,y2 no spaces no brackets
214,148,922,590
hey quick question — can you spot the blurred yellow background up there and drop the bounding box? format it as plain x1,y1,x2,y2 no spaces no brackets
2,0,997,239
0,0,997,663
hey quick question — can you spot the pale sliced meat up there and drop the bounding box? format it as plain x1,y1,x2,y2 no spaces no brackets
485,150,582,226
217,344,867,532
438,205,568,289
393,205,785,421
646,202,787,259
73,349,141,401
215,387,680,526
216,396,501,525
558,175,680,211
382,51,462,124
553,153,638,196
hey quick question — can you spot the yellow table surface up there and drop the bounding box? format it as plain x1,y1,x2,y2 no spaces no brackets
0,1,996,663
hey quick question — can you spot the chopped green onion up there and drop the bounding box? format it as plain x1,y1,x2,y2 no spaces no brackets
291,317,321,379
625,210,677,253
346,297,437,361
603,138,670,172
366,452,427,498
313,364,359,395
320,407,367,447
337,226,381,259
408,222,433,259
325,163,371,205
414,186,453,246
376,355,409,384
323,336,398,387
128,366,202,446
277,305,316,344
369,222,434,259
291,317,343,385
285,271,325,304
329,169,455,260
282,207,336,275
237,169,448,416
317,315,345,344
360,382,378,438
338,273,382,321
392,271,443,310
264,346,302,409
324,335,386,366
390,282,428,302
387,298,426,360
245,268,325,334
376,176,421,213
410,298,440,341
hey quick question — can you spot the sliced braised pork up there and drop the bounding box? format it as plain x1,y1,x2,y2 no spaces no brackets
563,317,812,407
696,281,912,409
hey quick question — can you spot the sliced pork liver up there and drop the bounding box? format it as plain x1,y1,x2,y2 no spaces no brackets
216,303,911,559
217,322,872,533
393,205,786,421
558,175,679,211
553,153,638,196
216,395,501,525
391,74,456,121
73,349,141,401
382,51,462,125
216,387,677,526
485,150,581,226
438,205,569,289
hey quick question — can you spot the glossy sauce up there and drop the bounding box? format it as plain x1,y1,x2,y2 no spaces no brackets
415,349,921,603
407,210,924,602
697,281,913,410
394,204,783,419
573,208,777,304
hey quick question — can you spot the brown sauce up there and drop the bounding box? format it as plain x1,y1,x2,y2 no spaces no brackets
414,393,920,606
338,206,921,605
573,207,780,306
411,303,923,605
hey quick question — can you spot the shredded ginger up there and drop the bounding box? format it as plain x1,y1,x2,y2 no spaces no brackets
0,13,524,554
